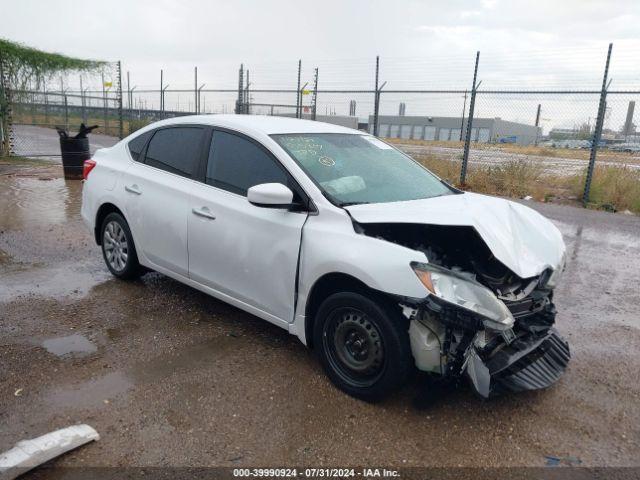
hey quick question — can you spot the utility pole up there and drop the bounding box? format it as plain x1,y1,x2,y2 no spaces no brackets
194,66,198,114
160,69,164,112
235,64,244,114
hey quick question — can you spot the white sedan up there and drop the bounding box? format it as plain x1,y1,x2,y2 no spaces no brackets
81,115,569,400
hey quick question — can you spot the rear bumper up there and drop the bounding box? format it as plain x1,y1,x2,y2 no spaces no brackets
465,327,570,398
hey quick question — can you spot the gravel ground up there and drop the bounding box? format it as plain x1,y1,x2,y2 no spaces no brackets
1,162,639,472
392,142,640,175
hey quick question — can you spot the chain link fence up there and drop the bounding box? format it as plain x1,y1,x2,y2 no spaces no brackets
2,44,638,208
1,61,122,158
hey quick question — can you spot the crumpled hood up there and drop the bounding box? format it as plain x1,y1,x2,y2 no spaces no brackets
345,192,566,279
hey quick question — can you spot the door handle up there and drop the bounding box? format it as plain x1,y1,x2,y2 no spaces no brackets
125,184,142,195
192,207,216,220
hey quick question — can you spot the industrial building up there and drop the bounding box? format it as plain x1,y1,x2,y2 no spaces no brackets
368,115,542,145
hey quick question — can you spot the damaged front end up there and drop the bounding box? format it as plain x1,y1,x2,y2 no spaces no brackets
406,290,570,398
360,222,570,398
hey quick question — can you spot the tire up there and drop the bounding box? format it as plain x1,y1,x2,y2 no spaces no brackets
313,291,413,401
100,212,141,280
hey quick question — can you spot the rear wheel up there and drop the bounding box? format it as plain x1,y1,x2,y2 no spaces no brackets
313,291,412,400
100,212,141,280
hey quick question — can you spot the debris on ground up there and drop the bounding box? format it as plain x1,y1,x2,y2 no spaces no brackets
544,455,582,467
0,425,99,480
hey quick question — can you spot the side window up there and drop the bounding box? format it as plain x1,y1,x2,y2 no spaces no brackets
206,130,289,196
144,127,204,178
127,130,153,161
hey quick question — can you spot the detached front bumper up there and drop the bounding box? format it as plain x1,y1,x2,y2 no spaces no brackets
465,327,570,398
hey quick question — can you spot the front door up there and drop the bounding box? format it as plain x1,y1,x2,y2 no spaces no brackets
188,129,309,324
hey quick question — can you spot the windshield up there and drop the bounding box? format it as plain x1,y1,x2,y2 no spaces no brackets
272,133,452,205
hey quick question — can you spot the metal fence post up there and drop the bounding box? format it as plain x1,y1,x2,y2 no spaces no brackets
194,66,198,114
117,61,123,139
245,70,250,114
583,43,613,206
64,94,69,131
101,71,108,134
460,51,480,185
43,77,49,126
0,53,14,156
296,59,301,119
80,76,87,124
534,103,541,145
373,56,380,136
312,68,318,121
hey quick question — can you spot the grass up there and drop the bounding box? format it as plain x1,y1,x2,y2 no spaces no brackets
571,165,640,212
413,153,640,214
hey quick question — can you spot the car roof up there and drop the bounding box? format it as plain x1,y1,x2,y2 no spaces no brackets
145,114,361,135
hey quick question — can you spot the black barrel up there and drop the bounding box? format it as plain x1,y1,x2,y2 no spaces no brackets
59,137,90,179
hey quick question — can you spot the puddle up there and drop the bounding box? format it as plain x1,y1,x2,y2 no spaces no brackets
42,334,97,357
45,371,133,409
0,263,112,302
0,175,82,229
41,337,234,412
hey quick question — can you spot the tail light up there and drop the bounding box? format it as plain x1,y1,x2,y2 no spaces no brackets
83,159,96,180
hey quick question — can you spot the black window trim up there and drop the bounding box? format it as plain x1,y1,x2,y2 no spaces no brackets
204,126,316,213
137,124,210,181
126,129,154,163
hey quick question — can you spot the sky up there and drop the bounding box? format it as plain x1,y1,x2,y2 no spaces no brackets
2,0,639,128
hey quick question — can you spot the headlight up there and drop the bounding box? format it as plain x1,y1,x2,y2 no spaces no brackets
545,252,566,289
411,262,514,331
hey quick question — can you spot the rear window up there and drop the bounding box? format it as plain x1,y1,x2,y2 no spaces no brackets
127,131,153,161
144,127,204,179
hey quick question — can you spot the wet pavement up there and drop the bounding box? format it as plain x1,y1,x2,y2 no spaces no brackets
1,162,640,469
11,125,119,160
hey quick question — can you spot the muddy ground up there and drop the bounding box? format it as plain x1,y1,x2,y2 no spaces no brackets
1,161,639,471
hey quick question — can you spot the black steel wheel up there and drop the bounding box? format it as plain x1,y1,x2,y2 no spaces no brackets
313,291,412,400
323,307,386,388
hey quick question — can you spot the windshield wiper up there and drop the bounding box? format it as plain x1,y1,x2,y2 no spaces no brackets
340,201,371,207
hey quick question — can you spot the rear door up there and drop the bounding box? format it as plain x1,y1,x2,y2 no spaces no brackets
123,125,207,277
188,129,310,324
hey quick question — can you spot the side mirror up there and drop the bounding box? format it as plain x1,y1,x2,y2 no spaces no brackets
247,183,294,209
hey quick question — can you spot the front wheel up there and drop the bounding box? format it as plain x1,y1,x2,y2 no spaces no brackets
313,292,412,401
100,212,141,280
